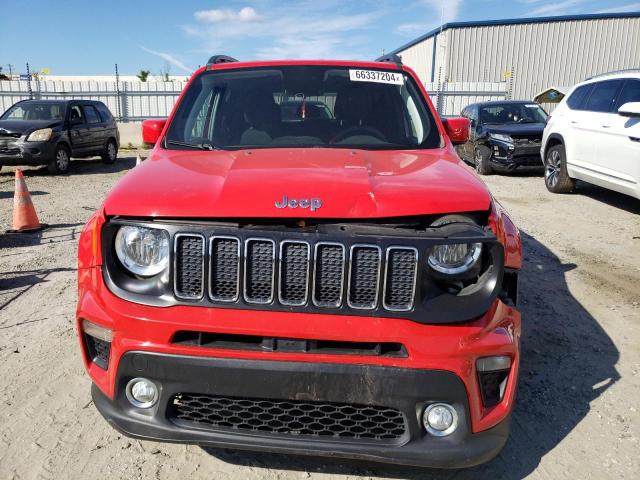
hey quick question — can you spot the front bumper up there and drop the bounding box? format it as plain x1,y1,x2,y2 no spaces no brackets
488,140,543,170
93,351,511,469
0,139,56,165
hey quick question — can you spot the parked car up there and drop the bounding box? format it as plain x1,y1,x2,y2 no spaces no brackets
457,101,548,174
76,55,522,469
541,70,640,199
0,99,119,174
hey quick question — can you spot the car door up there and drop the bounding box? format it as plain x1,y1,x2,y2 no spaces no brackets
67,103,90,154
596,78,640,192
82,103,105,153
572,79,625,180
465,106,480,160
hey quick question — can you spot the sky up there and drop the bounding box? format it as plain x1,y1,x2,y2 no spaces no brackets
0,0,638,76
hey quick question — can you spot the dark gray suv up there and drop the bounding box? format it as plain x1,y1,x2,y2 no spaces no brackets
0,99,119,174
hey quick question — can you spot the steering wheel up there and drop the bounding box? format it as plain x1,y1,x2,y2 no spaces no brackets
330,126,387,144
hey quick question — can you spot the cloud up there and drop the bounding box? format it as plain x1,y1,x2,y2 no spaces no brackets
395,0,462,37
183,1,383,59
194,6,260,23
527,0,585,15
139,46,193,73
597,2,640,13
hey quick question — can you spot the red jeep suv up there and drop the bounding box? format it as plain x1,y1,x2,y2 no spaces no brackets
76,55,521,468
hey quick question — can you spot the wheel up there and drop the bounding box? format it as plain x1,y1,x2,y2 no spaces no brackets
544,144,574,193
474,146,492,175
48,145,71,174
102,139,117,164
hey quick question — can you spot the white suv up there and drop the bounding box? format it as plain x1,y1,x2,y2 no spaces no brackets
541,71,640,199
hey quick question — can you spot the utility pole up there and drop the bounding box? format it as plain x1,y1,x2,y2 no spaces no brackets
26,62,33,99
7,64,13,77
115,63,122,121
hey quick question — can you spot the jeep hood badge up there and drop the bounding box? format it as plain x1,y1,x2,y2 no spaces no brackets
275,195,322,212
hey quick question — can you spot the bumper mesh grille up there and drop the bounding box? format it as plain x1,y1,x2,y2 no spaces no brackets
175,235,204,299
169,393,407,441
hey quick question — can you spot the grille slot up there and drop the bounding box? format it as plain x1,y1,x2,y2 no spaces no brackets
348,245,382,309
174,234,205,299
244,238,275,304
169,393,407,442
209,237,240,302
383,247,418,311
279,241,310,306
313,243,346,308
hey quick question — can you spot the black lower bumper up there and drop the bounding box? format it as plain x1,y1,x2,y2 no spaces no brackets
488,142,543,170
92,351,510,468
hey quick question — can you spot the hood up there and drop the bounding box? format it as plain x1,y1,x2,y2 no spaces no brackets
484,123,545,136
103,147,491,219
0,119,62,135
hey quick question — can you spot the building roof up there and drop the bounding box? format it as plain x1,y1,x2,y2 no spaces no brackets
388,12,640,55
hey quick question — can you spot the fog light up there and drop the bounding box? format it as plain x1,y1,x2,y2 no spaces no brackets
423,403,458,436
126,378,158,408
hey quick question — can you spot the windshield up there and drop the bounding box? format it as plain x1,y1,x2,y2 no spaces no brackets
165,65,441,150
479,103,548,125
1,102,66,121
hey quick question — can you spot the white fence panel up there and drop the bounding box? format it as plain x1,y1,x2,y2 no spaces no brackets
425,81,509,116
0,80,186,121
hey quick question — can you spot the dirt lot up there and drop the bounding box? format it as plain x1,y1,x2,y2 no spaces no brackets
1,156,639,480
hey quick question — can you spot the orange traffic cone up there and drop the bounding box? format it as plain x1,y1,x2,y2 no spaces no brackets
7,169,44,233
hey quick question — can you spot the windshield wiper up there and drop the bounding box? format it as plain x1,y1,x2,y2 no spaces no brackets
165,139,222,150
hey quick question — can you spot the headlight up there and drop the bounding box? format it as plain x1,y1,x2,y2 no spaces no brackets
115,226,170,276
489,133,512,144
428,242,482,275
26,128,53,142
428,215,482,275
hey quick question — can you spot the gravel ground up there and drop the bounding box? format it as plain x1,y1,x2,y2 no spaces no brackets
0,155,638,480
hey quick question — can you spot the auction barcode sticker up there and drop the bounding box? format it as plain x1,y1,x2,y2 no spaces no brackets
349,69,404,85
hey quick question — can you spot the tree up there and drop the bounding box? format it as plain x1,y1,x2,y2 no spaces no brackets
137,70,150,82
0,66,9,81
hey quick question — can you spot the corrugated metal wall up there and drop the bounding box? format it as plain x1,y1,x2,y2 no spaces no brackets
398,16,640,101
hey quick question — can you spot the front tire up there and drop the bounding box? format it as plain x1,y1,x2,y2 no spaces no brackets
544,144,574,193
48,145,71,174
102,139,117,164
474,146,492,175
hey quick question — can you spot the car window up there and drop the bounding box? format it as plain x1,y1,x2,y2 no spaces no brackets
83,105,101,124
0,102,65,121
479,104,547,124
166,65,440,151
566,84,593,110
583,80,624,113
615,79,640,108
69,105,85,124
95,102,114,122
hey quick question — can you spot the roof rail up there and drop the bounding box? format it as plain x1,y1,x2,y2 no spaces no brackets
375,53,403,66
586,68,640,80
207,55,239,65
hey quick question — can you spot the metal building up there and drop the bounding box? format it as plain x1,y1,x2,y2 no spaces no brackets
387,12,640,110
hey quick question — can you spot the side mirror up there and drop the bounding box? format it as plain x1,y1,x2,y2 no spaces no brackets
442,117,470,145
142,118,167,145
618,102,640,118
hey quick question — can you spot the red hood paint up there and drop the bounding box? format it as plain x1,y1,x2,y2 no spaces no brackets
104,147,491,218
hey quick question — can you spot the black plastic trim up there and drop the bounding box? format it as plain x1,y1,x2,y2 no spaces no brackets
101,219,505,324
92,351,511,468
